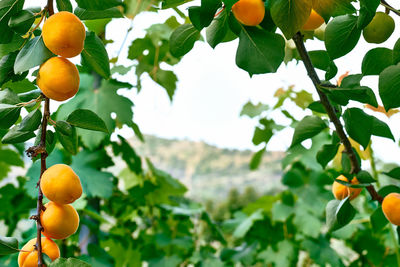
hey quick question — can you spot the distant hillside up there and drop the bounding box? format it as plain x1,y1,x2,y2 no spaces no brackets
129,135,285,200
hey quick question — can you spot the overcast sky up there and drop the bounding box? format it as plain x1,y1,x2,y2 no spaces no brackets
25,1,400,164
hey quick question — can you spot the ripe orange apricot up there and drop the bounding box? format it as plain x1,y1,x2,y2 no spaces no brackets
18,237,60,267
41,202,80,240
302,9,324,31
37,57,80,101
40,164,82,205
42,11,86,58
332,175,362,200
232,0,265,26
382,193,400,225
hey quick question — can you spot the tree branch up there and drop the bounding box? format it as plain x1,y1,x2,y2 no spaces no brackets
292,32,383,204
381,0,400,17
30,1,54,265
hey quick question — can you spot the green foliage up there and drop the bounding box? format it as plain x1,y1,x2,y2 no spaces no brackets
1,0,400,266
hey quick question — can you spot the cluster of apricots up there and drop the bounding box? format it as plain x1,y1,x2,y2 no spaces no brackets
332,175,400,227
18,164,83,266
230,0,324,31
37,11,86,101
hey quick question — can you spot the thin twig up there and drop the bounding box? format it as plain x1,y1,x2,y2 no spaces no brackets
292,32,383,204
381,0,400,17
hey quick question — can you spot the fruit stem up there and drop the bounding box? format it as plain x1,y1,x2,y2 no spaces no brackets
292,32,383,204
388,224,400,266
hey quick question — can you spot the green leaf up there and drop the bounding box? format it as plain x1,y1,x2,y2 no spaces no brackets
370,206,389,231
317,143,340,169
112,135,142,174
343,108,372,149
323,86,378,107
3,78,36,93
0,104,20,129
325,15,361,59
8,9,35,34
249,146,265,170
56,0,73,12
258,240,296,267
270,0,312,39
14,36,53,74
49,257,91,267
18,109,41,132
290,116,327,147
81,31,110,78
66,109,108,133
1,126,35,144
57,77,134,149
0,0,25,44
371,115,394,141
188,0,221,31
313,0,356,21
0,34,24,58
326,198,356,231
206,10,231,48
378,185,400,197
379,63,400,111
383,167,400,180
153,69,177,101
75,0,122,10
0,52,17,85
71,150,114,198
0,236,18,255
169,24,200,57
55,122,78,155
356,170,376,183
362,48,393,76
393,38,400,64
233,209,263,239
240,101,269,118
0,148,24,166
358,0,379,29
236,26,285,75
74,7,123,20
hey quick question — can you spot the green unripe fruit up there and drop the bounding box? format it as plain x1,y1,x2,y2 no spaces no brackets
363,12,395,44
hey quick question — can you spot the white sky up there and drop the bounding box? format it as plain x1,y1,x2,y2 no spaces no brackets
24,1,400,164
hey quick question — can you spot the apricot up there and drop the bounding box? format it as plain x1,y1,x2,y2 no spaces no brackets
302,9,324,31
37,57,80,101
18,237,60,267
41,202,79,240
382,193,400,225
332,175,362,201
40,164,82,205
232,0,265,26
42,11,86,58
363,12,395,44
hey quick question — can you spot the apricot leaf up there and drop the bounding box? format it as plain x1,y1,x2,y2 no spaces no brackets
236,26,285,75
0,236,18,255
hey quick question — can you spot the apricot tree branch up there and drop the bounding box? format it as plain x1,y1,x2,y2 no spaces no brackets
30,1,54,265
292,32,383,204
380,0,400,17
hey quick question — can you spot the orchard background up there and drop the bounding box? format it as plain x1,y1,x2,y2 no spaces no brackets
1,0,400,266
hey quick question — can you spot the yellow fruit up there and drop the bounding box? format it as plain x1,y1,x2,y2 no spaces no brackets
332,175,362,200
37,57,80,101
302,9,324,31
382,193,400,225
41,202,80,240
40,164,82,205
42,11,86,58
232,0,265,26
18,237,60,267
363,12,395,44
